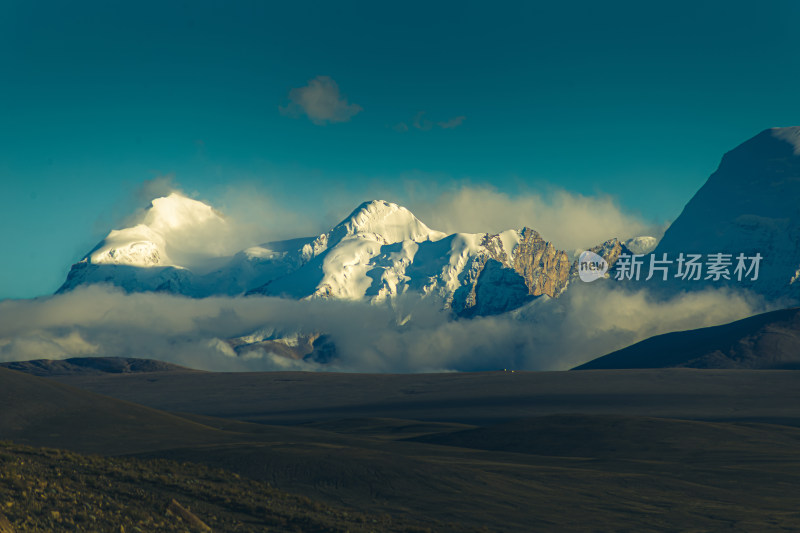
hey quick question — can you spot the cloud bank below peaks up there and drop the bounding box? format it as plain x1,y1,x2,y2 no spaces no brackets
0,282,767,373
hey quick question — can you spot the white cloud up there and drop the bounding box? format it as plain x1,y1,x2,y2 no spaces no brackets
280,76,363,125
210,183,329,246
403,185,663,251
0,283,767,373
412,111,433,131
402,112,465,131
521,282,765,370
437,116,466,129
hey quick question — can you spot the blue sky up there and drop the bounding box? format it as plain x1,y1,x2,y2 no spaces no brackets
2,0,800,299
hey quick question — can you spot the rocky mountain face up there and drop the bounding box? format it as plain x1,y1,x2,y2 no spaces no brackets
512,228,573,297
59,196,638,318
453,230,627,317
449,228,572,317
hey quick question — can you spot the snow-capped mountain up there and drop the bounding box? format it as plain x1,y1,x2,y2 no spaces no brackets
245,200,447,301
645,127,800,302
623,236,658,255
61,128,800,314
58,196,635,317
87,193,226,267
49,126,800,369
59,193,231,295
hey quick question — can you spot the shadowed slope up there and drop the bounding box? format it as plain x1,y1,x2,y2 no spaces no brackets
574,307,800,370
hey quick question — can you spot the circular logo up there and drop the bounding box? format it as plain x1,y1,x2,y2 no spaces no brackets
578,250,608,282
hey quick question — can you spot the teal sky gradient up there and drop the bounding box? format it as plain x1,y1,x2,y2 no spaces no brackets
2,1,800,298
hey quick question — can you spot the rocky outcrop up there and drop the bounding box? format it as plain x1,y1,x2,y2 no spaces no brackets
225,331,337,363
512,228,572,298
567,238,628,282
454,228,574,317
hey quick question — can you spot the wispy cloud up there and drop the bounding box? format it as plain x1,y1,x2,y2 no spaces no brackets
280,76,363,125
394,112,466,132
437,116,466,129
412,111,433,131
404,184,663,252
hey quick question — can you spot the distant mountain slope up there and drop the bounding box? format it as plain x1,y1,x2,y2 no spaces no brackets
0,356,199,377
573,307,800,370
644,127,800,300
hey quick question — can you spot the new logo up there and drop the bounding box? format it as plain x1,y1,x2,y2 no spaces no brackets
578,251,608,282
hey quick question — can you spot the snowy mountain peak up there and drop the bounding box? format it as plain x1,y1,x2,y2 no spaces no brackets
623,236,658,255
89,225,170,267
86,193,226,269
771,127,800,155
329,200,446,245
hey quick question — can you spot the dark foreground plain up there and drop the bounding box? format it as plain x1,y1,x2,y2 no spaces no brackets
2,363,800,531
47,365,800,426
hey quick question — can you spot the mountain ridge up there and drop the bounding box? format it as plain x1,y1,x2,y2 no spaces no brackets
59,197,642,317
54,126,800,365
